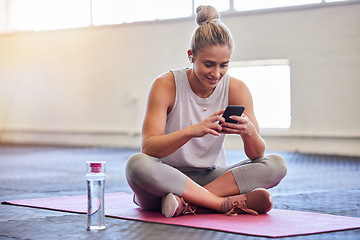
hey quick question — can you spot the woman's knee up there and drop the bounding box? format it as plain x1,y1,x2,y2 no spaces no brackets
266,154,287,181
126,153,187,197
126,153,157,185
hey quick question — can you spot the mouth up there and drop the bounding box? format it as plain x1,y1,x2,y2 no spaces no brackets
207,77,219,85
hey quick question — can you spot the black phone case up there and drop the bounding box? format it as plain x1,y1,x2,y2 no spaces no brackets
222,105,245,124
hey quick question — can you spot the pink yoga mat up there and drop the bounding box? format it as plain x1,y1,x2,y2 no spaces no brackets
3,192,360,238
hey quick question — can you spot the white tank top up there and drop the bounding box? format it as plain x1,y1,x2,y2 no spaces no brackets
160,68,229,171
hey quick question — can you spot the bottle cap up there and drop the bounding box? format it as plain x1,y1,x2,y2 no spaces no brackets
87,161,105,174
90,163,102,173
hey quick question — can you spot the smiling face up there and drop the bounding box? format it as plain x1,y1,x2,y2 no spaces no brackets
188,44,232,97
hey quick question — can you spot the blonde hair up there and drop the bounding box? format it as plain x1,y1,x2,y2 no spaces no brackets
190,5,233,56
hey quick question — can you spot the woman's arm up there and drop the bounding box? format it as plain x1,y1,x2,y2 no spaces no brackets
223,77,266,160
141,72,224,158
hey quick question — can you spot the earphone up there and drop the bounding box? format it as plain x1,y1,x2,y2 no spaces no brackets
189,55,193,63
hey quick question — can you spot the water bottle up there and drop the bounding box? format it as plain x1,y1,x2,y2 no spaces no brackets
86,161,106,231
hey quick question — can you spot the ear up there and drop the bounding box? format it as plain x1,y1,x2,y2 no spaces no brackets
187,49,193,62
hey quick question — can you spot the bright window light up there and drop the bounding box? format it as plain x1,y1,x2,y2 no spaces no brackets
228,60,291,129
0,0,355,33
234,0,321,11
6,0,90,32
0,0,7,33
156,0,193,20
92,0,192,26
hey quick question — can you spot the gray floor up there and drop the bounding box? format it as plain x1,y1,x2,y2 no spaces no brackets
0,145,359,240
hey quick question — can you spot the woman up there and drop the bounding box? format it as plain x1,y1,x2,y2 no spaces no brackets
126,5,287,218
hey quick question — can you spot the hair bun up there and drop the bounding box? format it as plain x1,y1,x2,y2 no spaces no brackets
196,5,220,25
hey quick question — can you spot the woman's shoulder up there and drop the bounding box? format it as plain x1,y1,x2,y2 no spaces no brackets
152,71,176,90
229,75,250,91
228,75,252,104
149,71,176,111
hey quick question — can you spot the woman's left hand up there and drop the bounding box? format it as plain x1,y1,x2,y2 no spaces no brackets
220,114,256,136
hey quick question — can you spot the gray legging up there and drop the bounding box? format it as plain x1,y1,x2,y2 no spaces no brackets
125,153,287,211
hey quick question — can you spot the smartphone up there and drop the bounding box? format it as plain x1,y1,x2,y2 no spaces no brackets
221,105,245,124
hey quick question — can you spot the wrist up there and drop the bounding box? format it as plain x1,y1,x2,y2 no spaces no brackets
240,121,258,137
183,125,196,139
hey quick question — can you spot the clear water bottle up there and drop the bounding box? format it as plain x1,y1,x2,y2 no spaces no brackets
86,161,106,231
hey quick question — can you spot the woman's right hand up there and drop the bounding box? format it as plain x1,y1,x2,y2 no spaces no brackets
189,109,225,137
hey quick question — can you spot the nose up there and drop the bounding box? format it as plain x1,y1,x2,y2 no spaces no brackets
211,67,221,79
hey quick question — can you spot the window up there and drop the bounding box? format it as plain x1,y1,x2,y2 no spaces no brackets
92,0,192,26
325,0,351,2
4,0,90,32
0,0,7,32
0,0,356,33
227,60,291,129
234,0,321,11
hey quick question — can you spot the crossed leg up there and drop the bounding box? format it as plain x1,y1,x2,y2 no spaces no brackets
126,153,287,213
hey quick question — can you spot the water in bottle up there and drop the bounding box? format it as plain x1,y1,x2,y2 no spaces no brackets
86,161,106,231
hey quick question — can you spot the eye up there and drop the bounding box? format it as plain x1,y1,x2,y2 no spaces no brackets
204,63,213,67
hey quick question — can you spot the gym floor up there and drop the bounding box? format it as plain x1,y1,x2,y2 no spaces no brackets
0,145,359,240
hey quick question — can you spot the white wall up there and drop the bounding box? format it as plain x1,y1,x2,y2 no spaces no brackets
0,4,359,155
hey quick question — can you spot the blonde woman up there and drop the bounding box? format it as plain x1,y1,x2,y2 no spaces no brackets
126,5,287,218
